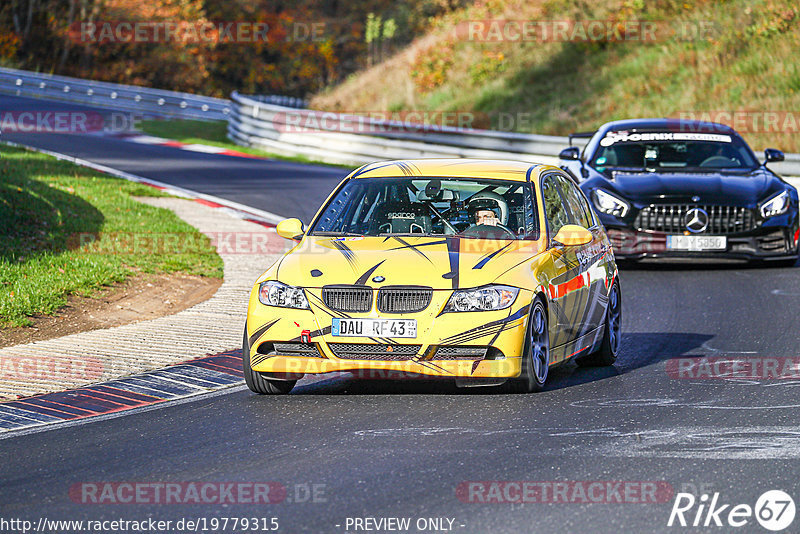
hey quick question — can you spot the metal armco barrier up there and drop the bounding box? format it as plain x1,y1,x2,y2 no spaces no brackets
0,67,231,120
227,91,571,167
228,91,800,176
1,67,798,176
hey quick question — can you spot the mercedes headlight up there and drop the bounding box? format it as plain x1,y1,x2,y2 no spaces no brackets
760,190,790,218
592,189,629,217
444,285,519,312
259,281,309,309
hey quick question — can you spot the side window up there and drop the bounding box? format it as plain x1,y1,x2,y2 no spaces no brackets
576,188,596,228
555,174,593,228
541,175,570,237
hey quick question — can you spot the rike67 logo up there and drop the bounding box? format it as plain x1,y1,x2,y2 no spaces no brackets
668,490,795,531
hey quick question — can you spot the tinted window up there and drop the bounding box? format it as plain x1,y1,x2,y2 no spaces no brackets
591,131,758,170
555,174,593,228
541,175,570,237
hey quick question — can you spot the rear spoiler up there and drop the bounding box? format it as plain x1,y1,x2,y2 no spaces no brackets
568,131,594,146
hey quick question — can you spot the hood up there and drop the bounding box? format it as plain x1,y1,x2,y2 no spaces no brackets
600,168,773,206
273,235,544,290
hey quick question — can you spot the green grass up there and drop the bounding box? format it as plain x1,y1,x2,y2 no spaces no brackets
139,119,351,168
0,145,223,327
311,0,800,153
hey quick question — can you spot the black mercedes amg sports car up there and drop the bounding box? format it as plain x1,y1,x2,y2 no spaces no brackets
559,118,799,265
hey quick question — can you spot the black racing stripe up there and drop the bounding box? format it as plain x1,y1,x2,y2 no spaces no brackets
352,161,395,178
415,359,453,375
445,316,527,346
473,242,512,270
395,162,411,176
492,254,538,282
488,304,519,346
443,325,506,346
355,260,385,285
250,353,277,367
389,239,448,251
391,237,434,264
248,318,279,348
444,237,461,289
471,360,481,375
401,161,420,176
439,304,530,345
331,240,358,269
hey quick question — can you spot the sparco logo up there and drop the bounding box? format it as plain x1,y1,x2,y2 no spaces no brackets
684,207,709,233
668,490,795,531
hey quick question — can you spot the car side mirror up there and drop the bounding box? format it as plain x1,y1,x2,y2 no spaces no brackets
553,224,593,247
764,148,784,163
559,146,581,160
276,218,305,241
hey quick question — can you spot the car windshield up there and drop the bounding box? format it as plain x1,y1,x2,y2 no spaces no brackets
309,177,540,240
591,131,759,171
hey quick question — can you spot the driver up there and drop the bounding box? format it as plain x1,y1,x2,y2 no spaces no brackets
467,192,508,228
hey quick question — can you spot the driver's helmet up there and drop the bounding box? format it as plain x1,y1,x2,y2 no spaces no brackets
467,191,508,225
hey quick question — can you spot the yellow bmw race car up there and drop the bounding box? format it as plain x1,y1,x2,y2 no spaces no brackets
243,159,621,394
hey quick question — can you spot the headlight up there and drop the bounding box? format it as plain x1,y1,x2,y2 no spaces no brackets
444,285,519,312
592,189,629,217
259,281,309,309
760,190,790,218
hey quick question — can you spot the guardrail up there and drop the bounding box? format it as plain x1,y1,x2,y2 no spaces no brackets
0,67,231,120
228,91,576,167
1,67,798,176
228,91,800,176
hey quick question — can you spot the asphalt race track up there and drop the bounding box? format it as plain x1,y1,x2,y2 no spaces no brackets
0,95,347,223
2,94,800,532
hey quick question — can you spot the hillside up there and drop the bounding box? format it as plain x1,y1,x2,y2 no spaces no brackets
310,0,800,152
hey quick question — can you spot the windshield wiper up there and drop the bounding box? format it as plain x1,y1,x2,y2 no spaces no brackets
378,233,435,237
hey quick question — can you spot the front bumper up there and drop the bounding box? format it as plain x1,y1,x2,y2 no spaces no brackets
250,353,522,380
245,288,533,380
606,226,799,261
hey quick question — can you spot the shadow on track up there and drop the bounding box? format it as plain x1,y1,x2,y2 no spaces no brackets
617,258,797,271
283,332,712,396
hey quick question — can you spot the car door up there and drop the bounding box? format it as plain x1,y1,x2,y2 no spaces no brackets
540,173,584,353
553,173,607,334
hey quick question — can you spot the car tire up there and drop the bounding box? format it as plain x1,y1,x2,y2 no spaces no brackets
242,325,296,394
508,298,550,393
576,281,621,367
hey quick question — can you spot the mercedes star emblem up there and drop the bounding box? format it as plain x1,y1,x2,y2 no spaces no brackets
684,207,709,233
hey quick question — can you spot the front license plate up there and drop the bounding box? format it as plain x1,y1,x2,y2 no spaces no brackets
667,235,727,251
332,318,417,338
